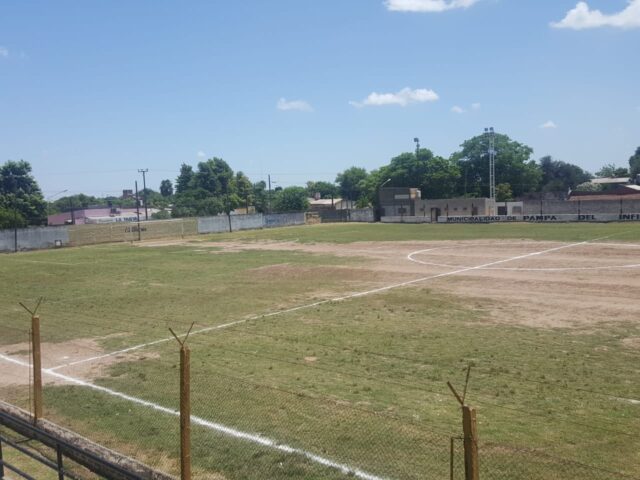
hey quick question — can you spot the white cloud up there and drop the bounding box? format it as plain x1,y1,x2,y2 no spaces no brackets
197,150,206,158
540,120,558,129
385,0,479,12
0,47,8,58
451,105,466,114
551,0,640,30
350,87,439,107
276,98,314,112
471,102,481,110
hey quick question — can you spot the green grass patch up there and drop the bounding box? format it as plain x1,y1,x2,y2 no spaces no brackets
195,222,640,244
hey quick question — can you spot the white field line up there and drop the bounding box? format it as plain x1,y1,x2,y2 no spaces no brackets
0,353,386,480
50,240,591,372
407,242,640,272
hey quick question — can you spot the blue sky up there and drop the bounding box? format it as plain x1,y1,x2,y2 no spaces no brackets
1,0,639,197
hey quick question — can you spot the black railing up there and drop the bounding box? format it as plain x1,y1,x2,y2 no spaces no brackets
0,410,148,480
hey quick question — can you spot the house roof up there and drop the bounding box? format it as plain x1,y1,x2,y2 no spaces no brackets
591,177,630,185
308,198,342,206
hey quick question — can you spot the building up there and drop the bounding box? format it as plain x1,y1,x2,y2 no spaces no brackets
379,187,421,217
308,198,356,211
47,206,160,226
568,184,640,202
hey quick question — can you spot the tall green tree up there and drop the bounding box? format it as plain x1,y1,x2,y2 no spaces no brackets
539,156,592,193
252,181,268,213
452,133,541,197
374,149,460,199
271,186,309,212
335,167,368,202
175,164,195,194
596,163,629,178
0,160,47,225
160,179,173,197
234,172,253,210
628,147,640,178
306,181,338,199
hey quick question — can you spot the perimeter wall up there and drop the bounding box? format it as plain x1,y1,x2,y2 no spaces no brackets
1,212,310,252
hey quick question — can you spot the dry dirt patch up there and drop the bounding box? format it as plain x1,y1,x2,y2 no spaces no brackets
0,336,158,388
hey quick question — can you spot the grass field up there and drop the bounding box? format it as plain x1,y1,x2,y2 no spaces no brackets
1,222,640,479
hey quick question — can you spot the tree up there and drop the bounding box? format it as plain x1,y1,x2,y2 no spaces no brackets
539,156,592,193
336,167,368,202
234,172,253,211
306,181,338,199
271,186,309,212
252,181,268,213
0,160,47,226
193,158,234,196
574,182,603,192
452,133,541,197
628,147,640,178
596,163,629,178
160,179,173,197
175,164,194,194
372,149,460,199
496,183,514,202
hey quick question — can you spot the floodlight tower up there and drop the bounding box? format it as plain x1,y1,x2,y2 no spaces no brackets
484,127,496,206
414,137,420,156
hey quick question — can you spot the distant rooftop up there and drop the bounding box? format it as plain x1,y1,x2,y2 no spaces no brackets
590,177,630,185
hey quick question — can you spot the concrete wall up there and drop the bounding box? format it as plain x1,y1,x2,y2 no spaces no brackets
416,198,493,219
522,199,640,215
381,216,431,224
349,208,375,223
197,216,232,234
0,226,69,252
264,212,305,228
67,218,198,246
230,213,264,231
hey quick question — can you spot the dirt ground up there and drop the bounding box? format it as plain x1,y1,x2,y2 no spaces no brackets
141,238,640,330
0,335,157,388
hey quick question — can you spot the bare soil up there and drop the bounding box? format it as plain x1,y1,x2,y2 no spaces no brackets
147,238,640,329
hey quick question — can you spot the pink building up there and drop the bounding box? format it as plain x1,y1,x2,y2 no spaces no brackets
48,207,145,226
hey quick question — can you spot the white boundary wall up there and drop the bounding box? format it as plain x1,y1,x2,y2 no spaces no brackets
0,226,69,252
381,216,431,224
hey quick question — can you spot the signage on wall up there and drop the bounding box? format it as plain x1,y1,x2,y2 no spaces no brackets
438,213,640,223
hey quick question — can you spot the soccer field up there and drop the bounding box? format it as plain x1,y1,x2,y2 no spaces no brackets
1,222,639,479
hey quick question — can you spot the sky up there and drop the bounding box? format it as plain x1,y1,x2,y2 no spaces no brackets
1,0,639,197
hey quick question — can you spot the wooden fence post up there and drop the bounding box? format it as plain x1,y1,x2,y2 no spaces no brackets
447,365,479,480
170,324,194,480
180,343,191,480
462,405,479,480
32,315,43,422
19,299,44,423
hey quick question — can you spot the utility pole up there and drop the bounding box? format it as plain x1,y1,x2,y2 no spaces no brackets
484,127,496,215
138,169,149,221
135,181,141,241
268,174,272,214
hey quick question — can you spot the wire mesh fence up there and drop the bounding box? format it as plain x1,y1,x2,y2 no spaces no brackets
479,442,640,480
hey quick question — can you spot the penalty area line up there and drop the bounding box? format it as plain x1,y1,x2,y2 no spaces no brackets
0,353,387,480
51,239,591,372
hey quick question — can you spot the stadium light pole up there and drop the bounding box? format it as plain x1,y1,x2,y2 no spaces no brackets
484,127,496,214
414,137,420,156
